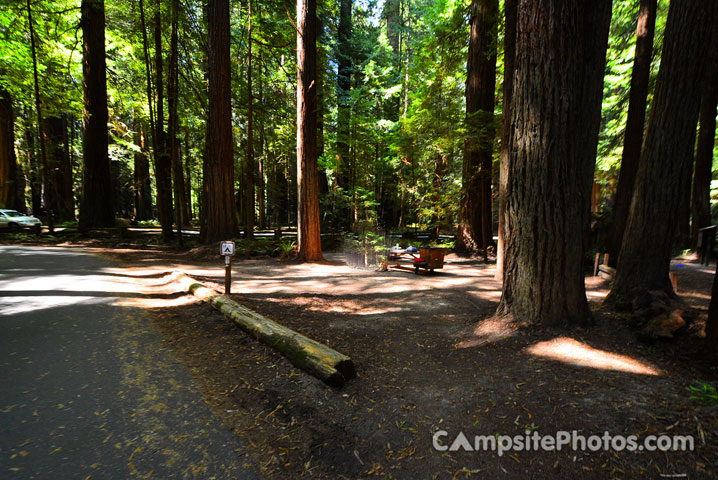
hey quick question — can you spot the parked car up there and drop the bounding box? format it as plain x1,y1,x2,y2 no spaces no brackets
0,209,42,234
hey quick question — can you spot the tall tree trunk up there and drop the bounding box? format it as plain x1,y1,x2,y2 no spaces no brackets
606,0,657,267
153,0,174,240
691,21,718,247
79,0,114,229
24,113,40,215
0,86,20,210
168,0,184,244
315,17,329,201
244,0,255,239
456,0,497,259
296,0,322,261
610,0,714,304
257,53,266,230
134,120,153,221
496,0,517,280
498,0,612,326
184,125,192,221
44,116,64,220
60,114,74,220
335,0,352,200
706,258,718,355
202,0,238,243
27,0,53,231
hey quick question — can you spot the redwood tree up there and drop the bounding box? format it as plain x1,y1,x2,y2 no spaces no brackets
244,0,255,239
690,19,718,247
79,0,114,229
296,0,322,261
335,0,352,199
202,0,238,243
0,86,23,212
495,0,516,281
168,0,185,243
153,0,174,240
610,0,715,303
456,0,497,259
497,0,612,326
133,121,152,221
606,0,657,267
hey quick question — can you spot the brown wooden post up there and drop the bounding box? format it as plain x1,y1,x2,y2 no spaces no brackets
225,255,232,295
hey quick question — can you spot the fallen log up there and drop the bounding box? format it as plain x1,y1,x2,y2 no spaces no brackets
171,272,356,387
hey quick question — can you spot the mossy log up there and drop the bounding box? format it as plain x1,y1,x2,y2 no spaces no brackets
172,272,356,387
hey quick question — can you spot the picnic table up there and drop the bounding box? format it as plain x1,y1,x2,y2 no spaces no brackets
387,246,446,274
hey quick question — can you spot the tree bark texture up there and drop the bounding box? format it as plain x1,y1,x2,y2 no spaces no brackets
79,0,114,228
0,86,21,210
244,0,255,239
690,20,718,247
44,116,65,220
28,0,52,229
60,115,74,219
606,0,657,267
133,121,153,221
496,0,517,280
153,0,174,240
497,0,612,326
456,0,497,258
202,0,238,243
335,0,352,198
611,0,715,303
706,258,718,351
168,0,185,244
296,0,322,261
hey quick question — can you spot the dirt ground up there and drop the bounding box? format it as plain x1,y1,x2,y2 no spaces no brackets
10,237,718,479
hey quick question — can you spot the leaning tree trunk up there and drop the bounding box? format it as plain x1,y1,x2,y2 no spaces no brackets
690,21,718,248
296,0,323,261
456,0,497,258
610,0,715,304
496,0,516,281
497,0,612,326
79,0,114,229
606,0,657,267
202,0,238,243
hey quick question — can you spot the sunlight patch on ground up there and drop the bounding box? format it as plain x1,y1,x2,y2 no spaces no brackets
0,295,106,316
455,316,519,348
525,337,661,376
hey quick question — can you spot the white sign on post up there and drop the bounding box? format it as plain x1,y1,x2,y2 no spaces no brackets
220,241,235,256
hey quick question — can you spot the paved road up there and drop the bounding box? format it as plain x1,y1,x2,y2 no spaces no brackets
0,246,258,479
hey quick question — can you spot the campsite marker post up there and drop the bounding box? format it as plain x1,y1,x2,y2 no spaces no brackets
220,241,235,294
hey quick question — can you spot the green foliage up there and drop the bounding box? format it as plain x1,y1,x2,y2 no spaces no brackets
0,0,681,242
686,382,718,407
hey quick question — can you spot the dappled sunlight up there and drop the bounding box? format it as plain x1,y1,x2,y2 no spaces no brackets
455,316,519,348
525,337,661,376
0,295,108,316
117,294,199,309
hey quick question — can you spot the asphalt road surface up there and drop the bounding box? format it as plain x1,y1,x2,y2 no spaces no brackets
0,246,257,479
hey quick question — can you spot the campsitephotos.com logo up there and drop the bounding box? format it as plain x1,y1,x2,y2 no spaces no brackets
433,430,694,456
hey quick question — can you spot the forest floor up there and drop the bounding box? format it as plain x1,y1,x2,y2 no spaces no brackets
4,234,717,479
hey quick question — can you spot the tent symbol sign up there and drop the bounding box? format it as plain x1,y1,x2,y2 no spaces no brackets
220,241,235,256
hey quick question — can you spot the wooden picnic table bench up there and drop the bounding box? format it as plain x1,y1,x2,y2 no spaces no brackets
387,246,446,274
